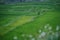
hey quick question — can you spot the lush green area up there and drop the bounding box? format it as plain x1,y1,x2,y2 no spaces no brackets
0,3,60,40
0,2,55,15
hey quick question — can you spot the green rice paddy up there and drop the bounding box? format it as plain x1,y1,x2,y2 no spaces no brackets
0,3,60,40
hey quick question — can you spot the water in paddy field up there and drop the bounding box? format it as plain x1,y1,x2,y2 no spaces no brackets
0,1,60,40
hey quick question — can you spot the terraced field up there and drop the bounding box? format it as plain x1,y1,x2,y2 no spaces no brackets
0,3,60,40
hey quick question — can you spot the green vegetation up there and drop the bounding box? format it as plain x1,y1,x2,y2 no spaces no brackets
0,3,60,40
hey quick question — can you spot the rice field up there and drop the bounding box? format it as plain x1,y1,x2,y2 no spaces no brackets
0,3,60,40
